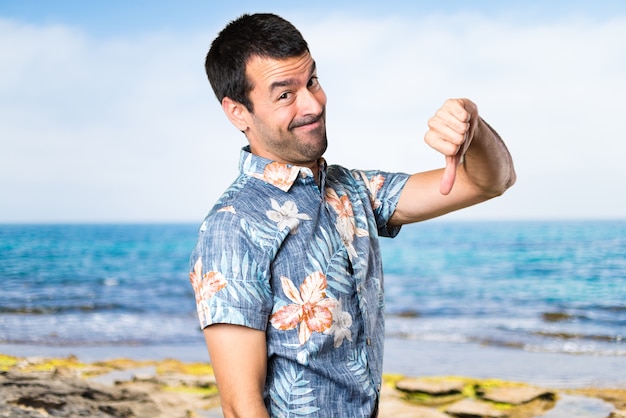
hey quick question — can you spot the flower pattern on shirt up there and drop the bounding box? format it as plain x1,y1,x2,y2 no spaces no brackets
266,199,312,234
252,161,300,192
189,258,227,302
189,258,228,324
324,299,353,348
357,172,385,210
217,205,236,214
325,187,368,259
270,272,339,345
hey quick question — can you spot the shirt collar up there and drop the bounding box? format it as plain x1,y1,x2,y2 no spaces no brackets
239,146,326,192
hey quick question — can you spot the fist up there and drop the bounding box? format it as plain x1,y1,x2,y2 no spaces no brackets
424,98,479,195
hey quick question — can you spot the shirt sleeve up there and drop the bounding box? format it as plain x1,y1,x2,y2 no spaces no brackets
189,210,273,331
353,169,410,238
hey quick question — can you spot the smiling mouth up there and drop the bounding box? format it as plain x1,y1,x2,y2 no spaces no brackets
294,120,322,130
290,111,325,130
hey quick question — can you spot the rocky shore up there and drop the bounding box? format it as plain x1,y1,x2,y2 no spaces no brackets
1,353,625,418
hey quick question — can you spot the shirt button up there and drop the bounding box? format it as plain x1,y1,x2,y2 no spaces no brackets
366,337,371,345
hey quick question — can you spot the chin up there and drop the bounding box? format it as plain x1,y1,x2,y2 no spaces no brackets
312,135,328,158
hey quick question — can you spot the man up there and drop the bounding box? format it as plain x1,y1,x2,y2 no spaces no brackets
189,13,515,418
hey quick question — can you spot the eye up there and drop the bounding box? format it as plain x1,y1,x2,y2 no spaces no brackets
278,91,293,101
308,76,320,89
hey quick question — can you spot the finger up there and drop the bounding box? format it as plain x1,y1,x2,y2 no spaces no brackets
443,99,471,130
440,155,458,195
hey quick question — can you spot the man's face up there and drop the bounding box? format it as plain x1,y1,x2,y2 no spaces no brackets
242,52,328,168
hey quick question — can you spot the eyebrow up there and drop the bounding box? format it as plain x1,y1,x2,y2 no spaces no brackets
269,60,317,93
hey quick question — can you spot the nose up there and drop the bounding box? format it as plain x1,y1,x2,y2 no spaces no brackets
299,87,326,116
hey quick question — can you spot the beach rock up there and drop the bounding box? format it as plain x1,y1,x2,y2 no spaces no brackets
479,386,555,405
2,351,625,418
0,369,160,417
396,377,465,395
379,400,450,418
379,384,451,418
147,372,216,388
445,398,507,418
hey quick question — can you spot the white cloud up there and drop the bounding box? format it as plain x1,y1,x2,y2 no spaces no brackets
1,12,625,222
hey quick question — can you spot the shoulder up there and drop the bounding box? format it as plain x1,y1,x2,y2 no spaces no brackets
197,177,292,250
207,171,276,221
327,164,409,193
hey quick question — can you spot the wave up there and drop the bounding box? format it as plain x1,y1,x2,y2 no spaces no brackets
0,336,200,347
541,311,588,322
385,330,626,356
385,313,626,356
0,303,126,315
530,330,624,343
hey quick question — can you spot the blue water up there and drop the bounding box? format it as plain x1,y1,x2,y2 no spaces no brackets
382,220,626,356
1,221,625,357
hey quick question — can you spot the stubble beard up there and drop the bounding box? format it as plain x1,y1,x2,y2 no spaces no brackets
296,124,327,162
249,110,328,165
289,111,328,162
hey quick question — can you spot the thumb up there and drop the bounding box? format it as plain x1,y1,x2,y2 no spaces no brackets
440,155,460,195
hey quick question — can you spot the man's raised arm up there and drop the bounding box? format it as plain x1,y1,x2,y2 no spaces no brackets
390,98,516,225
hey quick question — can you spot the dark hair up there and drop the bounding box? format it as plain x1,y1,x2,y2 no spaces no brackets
205,13,309,112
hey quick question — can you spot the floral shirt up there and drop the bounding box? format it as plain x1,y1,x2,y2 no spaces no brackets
189,147,409,417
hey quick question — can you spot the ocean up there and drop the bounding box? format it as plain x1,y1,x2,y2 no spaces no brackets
1,221,625,386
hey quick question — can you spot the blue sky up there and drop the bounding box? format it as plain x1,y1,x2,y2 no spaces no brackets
2,1,625,222
3,1,626,30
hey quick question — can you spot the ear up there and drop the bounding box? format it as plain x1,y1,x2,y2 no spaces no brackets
221,97,249,132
